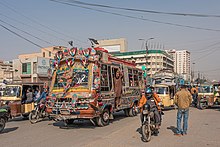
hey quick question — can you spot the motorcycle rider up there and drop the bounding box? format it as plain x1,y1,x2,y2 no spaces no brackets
150,86,163,125
138,87,161,133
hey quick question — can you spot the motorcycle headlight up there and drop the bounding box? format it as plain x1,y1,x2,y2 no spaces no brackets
143,103,150,111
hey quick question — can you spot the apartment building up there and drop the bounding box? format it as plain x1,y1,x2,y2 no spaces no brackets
111,50,174,77
167,49,191,81
0,60,13,83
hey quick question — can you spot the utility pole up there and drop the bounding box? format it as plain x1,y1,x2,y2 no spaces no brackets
145,38,154,85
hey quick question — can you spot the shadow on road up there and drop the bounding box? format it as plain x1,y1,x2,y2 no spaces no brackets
0,127,18,134
52,120,96,130
110,111,130,123
167,126,177,134
9,117,29,122
51,111,133,129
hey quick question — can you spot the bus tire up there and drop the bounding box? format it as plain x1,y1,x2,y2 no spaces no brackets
129,103,138,117
124,109,129,117
96,109,110,127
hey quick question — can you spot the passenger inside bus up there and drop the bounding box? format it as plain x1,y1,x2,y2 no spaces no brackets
114,69,123,109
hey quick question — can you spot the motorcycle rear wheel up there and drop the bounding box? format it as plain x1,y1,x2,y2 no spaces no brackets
29,110,39,124
142,123,151,142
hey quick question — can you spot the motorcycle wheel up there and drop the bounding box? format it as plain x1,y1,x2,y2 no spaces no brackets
29,110,39,124
142,123,151,142
0,118,6,133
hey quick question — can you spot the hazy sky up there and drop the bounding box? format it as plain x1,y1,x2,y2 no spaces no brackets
0,0,220,80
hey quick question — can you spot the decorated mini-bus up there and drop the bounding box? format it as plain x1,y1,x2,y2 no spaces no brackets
46,46,144,126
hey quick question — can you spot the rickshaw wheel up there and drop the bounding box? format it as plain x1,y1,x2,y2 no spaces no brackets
0,118,6,133
199,102,207,110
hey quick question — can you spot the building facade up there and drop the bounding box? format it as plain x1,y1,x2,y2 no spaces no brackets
0,60,13,83
111,50,174,77
167,49,191,81
14,46,65,83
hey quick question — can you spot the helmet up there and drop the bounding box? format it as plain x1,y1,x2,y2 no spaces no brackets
145,87,153,99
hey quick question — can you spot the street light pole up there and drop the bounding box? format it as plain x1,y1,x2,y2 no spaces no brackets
145,38,154,85
192,62,195,85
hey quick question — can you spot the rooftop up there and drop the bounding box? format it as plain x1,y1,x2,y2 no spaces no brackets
110,49,172,58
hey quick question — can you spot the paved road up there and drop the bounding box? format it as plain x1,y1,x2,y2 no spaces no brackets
0,107,220,147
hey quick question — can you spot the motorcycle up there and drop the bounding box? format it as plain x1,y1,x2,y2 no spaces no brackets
0,106,10,133
141,103,160,142
29,100,50,124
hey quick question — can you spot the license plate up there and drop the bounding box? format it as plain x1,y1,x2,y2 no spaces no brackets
143,110,148,115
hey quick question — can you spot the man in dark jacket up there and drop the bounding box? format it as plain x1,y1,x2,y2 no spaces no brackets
174,84,192,136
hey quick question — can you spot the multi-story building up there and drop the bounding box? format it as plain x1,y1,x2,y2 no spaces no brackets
14,46,65,83
0,60,13,83
111,50,174,77
167,49,191,81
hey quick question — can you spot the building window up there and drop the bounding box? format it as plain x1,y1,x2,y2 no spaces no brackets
43,52,45,57
22,62,31,74
49,51,51,57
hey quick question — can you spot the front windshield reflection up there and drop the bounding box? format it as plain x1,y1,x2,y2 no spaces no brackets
199,86,213,93
3,86,21,97
155,87,169,95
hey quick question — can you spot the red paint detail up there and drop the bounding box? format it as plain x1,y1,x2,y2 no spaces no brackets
98,102,103,106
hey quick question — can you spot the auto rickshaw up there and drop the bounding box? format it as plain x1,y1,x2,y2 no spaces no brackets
153,83,176,109
0,82,44,118
198,83,220,109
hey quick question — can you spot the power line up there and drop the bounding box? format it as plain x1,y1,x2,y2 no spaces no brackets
192,47,220,61
0,0,87,45
0,23,43,48
63,0,220,18
50,0,220,32
191,41,220,53
0,13,75,45
0,19,54,45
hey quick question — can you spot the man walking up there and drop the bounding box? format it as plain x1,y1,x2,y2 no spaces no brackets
174,84,192,136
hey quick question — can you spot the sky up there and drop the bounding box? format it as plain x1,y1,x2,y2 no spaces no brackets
0,0,220,81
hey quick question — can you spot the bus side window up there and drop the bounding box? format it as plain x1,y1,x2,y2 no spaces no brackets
128,68,133,86
133,70,139,86
101,64,109,91
108,66,112,91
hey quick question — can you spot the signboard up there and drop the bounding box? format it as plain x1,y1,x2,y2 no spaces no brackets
37,57,50,76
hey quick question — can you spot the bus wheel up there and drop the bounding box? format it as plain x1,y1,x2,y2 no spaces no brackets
124,109,129,117
129,103,138,117
96,109,110,127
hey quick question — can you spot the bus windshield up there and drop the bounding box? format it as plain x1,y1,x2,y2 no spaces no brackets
3,86,21,97
199,86,213,93
155,87,169,95
53,66,89,89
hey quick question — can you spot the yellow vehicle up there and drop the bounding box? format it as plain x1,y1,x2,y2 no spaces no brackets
0,82,44,118
198,83,220,109
153,83,176,109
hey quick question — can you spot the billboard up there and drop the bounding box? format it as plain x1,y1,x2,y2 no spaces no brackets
37,57,50,76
